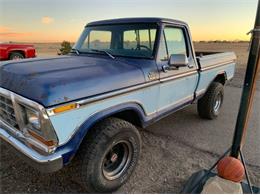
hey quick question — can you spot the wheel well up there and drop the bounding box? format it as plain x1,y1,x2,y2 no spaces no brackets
77,109,143,153
80,109,144,145
9,50,25,59
70,106,145,164
111,110,143,127
213,73,226,85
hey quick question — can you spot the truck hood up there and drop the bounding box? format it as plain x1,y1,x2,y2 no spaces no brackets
0,56,145,107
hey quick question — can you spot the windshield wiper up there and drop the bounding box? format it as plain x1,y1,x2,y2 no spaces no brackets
91,49,115,59
70,48,80,55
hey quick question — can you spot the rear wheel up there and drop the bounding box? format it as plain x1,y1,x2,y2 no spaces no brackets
73,117,141,193
197,82,224,119
9,52,24,60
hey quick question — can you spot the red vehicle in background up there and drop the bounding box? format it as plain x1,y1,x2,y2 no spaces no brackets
0,43,36,61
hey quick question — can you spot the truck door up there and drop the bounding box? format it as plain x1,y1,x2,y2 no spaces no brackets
156,25,198,114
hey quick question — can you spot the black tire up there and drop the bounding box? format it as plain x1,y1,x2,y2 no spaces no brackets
9,52,24,60
72,117,141,193
197,82,224,119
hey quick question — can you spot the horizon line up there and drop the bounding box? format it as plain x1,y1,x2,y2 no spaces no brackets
1,40,250,44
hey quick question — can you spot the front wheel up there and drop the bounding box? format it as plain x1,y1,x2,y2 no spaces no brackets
73,117,141,193
197,82,224,119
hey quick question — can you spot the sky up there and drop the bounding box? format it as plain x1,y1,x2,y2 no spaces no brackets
0,0,258,43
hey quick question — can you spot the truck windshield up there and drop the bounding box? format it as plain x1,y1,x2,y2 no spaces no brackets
73,23,158,58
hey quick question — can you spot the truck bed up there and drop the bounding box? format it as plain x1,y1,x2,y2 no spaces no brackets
195,51,236,97
196,51,236,71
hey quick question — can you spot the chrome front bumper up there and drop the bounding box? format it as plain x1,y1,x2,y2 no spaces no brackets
0,120,63,173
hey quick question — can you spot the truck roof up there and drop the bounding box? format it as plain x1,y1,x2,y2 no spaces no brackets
86,17,187,27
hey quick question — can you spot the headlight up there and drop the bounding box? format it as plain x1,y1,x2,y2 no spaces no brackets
18,103,58,153
26,109,41,130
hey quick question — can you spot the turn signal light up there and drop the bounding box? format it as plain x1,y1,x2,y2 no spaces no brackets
28,130,55,147
53,103,77,114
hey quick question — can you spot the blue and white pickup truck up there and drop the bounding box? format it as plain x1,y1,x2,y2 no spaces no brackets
0,18,236,192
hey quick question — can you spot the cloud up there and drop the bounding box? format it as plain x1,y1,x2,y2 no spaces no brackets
41,16,54,24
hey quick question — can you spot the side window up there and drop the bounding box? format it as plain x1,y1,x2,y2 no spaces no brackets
158,33,168,61
164,27,188,57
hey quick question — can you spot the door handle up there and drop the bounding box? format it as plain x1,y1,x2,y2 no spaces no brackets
162,65,179,72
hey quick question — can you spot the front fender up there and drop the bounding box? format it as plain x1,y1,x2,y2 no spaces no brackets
55,102,147,165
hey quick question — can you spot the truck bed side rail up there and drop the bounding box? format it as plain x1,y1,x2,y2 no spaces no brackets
197,52,236,71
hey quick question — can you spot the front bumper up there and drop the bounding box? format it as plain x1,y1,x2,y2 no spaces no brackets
0,120,63,173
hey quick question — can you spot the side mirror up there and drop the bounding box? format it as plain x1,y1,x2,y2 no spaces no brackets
168,54,188,68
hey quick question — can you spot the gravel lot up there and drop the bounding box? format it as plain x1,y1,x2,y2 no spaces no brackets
0,42,259,193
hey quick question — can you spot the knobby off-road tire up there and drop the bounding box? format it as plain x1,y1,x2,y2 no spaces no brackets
9,52,24,60
197,82,224,119
72,117,141,193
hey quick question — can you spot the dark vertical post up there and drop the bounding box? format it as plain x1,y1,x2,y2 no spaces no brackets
230,0,260,158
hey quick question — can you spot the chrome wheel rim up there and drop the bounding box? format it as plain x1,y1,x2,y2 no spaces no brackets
102,141,132,180
214,93,222,114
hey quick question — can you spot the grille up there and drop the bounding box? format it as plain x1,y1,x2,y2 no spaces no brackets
0,94,19,129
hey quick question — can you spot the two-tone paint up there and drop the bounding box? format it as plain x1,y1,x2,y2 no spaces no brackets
0,18,236,172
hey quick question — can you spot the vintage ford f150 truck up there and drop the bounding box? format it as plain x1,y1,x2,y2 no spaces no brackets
0,18,236,192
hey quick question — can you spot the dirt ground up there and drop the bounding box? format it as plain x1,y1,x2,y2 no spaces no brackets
0,42,259,193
